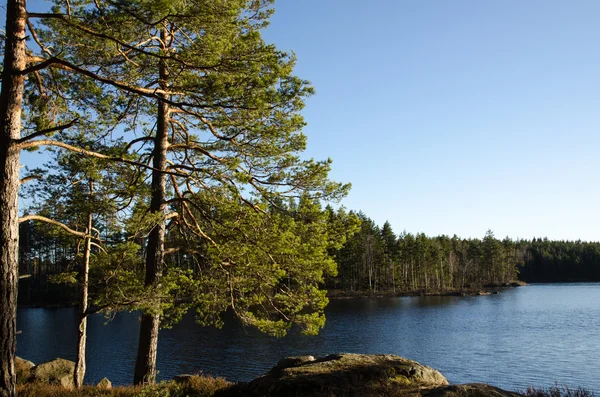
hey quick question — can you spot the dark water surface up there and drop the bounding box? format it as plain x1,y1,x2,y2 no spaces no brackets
17,283,600,392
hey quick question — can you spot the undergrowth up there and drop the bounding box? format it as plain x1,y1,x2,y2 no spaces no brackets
16,375,232,397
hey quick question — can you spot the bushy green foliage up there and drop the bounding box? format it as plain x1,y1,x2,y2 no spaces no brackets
160,192,358,336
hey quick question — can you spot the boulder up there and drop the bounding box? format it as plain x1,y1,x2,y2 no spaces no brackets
238,353,448,396
31,358,75,389
97,377,112,389
15,357,35,384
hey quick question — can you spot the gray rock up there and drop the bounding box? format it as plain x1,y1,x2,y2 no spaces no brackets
241,353,448,396
31,358,75,389
97,377,112,389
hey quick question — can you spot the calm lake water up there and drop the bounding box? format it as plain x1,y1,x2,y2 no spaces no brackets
16,283,600,392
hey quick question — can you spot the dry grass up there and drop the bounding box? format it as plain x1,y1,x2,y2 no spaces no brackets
17,375,232,397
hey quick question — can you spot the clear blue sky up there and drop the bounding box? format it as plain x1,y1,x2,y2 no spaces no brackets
10,1,600,242
262,0,600,242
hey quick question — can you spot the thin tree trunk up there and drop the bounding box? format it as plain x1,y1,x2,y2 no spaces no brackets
74,208,93,388
0,1,27,395
134,30,169,385
392,262,395,294
439,257,444,292
410,260,414,291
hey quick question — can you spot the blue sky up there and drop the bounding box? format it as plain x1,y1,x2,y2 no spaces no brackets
262,0,600,241
10,1,600,241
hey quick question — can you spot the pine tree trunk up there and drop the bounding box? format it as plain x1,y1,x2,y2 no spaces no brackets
439,257,444,292
74,211,93,388
0,1,27,395
134,35,169,384
392,263,395,294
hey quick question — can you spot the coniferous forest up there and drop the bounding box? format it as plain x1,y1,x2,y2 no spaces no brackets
19,207,600,306
326,211,600,293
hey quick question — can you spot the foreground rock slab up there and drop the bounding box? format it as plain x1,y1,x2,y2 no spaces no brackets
220,353,525,397
229,353,449,396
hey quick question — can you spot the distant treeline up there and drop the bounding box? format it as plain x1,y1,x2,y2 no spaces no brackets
17,209,600,305
325,210,600,293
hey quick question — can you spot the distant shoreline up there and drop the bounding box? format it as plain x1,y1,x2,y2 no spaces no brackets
16,281,532,308
326,281,527,299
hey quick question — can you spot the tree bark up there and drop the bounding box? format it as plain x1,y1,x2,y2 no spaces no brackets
133,31,170,385
0,1,27,396
74,209,93,388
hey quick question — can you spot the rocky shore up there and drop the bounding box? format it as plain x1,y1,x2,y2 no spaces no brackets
17,353,525,396
227,353,521,396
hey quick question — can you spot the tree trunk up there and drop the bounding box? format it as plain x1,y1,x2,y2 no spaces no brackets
74,210,93,388
439,257,444,292
392,262,395,294
0,1,27,395
133,33,169,384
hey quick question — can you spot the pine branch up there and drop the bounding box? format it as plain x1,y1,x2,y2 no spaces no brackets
20,175,42,184
22,57,258,111
16,118,79,143
22,56,175,97
28,12,224,71
26,18,53,57
18,139,188,178
19,215,87,238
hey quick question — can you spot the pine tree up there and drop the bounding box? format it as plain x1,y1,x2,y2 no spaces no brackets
380,221,397,292
31,0,349,384
21,136,134,387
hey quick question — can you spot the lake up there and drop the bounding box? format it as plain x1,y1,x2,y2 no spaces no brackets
16,283,600,392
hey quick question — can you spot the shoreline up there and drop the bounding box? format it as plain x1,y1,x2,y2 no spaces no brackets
15,352,587,397
326,280,527,300
16,281,528,309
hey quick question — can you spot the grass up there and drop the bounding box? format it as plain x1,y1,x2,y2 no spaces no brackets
15,372,597,397
16,375,232,397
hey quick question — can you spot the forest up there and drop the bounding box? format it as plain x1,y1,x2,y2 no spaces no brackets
326,212,600,293
19,209,600,309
